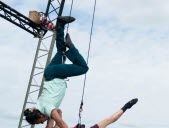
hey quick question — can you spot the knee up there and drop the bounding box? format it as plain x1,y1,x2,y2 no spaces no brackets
86,66,89,73
82,66,89,74
78,66,89,75
44,67,51,80
44,69,48,78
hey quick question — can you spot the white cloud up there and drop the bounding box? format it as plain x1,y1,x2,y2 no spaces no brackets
69,0,169,29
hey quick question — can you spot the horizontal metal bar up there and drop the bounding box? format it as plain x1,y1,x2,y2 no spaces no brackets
42,34,54,40
35,66,44,69
33,71,44,76
39,49,48,52
31,84,41,87
0,1,32,21
0,14,38,37
21,124,31,127
0,1,48,37
38,53,48,58
26,102,36,104
29,89,40,94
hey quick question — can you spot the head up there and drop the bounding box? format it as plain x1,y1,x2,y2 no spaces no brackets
24,108,48,124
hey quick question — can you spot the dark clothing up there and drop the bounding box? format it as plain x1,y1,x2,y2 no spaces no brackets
44,27,88,80
90,124,99,128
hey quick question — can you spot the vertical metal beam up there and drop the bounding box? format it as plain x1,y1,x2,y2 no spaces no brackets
45,0,52,17
43,0,65,71
58,0,65,16
18,31,44,128
45,0,65,66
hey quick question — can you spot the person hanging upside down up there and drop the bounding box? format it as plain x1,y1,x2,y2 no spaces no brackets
24,16,89,128
74,98,138,128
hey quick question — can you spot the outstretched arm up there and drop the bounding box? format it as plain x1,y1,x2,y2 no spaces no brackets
53,109,63,128
97,98,138,128
46,118,54,128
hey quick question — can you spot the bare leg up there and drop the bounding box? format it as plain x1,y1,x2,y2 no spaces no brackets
93,98,138,128
97,110,123,128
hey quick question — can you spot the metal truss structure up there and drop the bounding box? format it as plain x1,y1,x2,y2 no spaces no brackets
0,1,45,37
0,0,65,128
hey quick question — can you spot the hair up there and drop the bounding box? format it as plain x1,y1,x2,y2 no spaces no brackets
24,108,41,124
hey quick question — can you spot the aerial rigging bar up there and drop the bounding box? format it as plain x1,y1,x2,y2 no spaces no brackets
0,1,46,37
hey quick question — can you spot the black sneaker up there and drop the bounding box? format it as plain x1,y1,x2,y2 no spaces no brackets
57,16,75,27
127,98,138,109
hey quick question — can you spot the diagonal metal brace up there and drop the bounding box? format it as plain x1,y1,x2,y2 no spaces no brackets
0,1,47,37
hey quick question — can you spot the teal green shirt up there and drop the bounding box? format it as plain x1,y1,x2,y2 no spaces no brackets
37,78,67,117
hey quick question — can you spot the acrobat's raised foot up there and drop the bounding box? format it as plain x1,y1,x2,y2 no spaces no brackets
57,16,75,27
121,98,138,112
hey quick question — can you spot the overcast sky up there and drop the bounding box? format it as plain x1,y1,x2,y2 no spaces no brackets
0,0,169,128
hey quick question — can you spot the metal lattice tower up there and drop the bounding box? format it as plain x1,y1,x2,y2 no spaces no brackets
0,0,65,128
18,1,65,128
